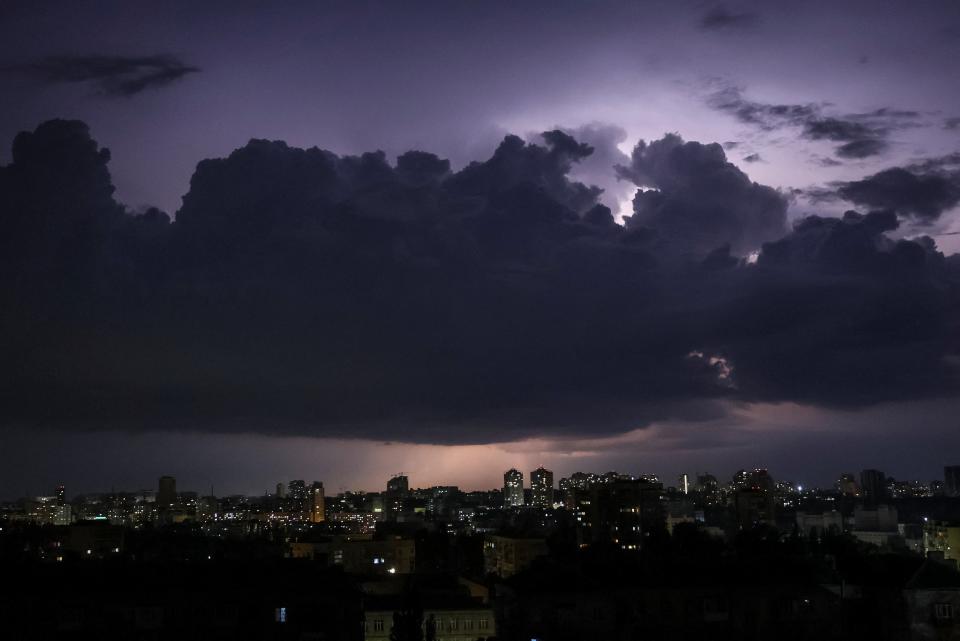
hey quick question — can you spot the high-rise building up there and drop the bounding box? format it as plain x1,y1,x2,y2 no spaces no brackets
945,466,960,497
288,480,307,500
310,482,326,523
587,478,664,549
428,486,458,517
386,475,409,495
276,482,286,498
157,476,177,508
559,472,597,510
860,469,888,502
678,474,689,495
732,469,750,489
530,467,554,508
503,469,524,507
288,480,308,518
55,484,66,505
734,469,776,529
836,473,860,496
385,474,409,519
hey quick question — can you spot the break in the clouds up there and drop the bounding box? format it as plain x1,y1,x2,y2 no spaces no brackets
708,87,922,159
10,54,199,96
554,123,633,214
1,119,959,445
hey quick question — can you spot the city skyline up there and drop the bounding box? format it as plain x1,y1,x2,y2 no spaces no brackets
9,461,960,503
5,3,960,639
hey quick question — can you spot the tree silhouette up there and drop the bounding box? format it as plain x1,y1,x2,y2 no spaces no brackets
389,591,424,641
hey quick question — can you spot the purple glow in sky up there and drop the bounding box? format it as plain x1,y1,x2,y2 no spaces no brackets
2,0,960,495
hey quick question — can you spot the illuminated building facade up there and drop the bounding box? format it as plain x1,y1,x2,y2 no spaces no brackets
503,469,524,507
530,467,554,508
311,482,326,523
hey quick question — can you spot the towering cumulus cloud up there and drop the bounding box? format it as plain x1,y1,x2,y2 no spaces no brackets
616,133,788,255
1,121,958,443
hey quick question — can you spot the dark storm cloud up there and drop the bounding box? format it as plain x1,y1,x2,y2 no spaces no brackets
708,87,921,159
699,5,760,31
945,117,960,130
1,120,958,444
707,87,819,130
802,117,877,143
742,153,762,163
11,54,199,96
615,133,788,255
905,152,960,175
835,167,960,222
835,139,889,159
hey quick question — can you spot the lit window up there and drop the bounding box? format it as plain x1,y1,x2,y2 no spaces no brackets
935,603,954,621
374,619,384,632
275,607,287,623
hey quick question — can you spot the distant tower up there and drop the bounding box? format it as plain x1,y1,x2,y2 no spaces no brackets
276,482,286,498
531,467,554,507
945,466,960,498
310,482,326,523
679,474,689,495
288,479,307,499
157,476,177,508
55,484,66,505
386,474,409,519
387,474,409,494
504,468,524,507
287,480,308,518
860,469,888,502
836,473,860,496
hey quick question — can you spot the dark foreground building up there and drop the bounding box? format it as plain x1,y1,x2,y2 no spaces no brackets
0,560,363,640
494,546,960,641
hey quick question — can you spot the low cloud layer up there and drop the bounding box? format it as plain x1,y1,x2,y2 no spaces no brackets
10,54,199,96
0,120,958,444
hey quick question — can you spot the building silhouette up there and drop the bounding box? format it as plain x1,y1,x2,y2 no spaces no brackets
157,476,177,508
945,466,960,498
860,469,888,503
385,474,409,519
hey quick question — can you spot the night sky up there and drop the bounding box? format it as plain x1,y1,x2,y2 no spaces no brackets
2,0,960,497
